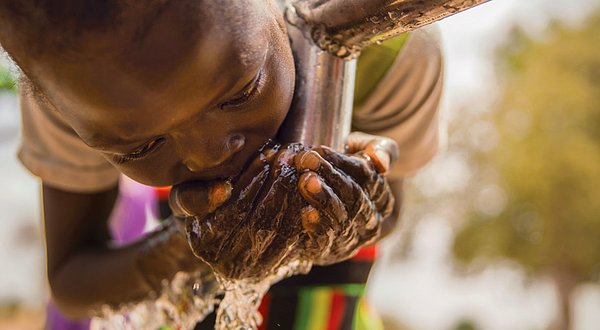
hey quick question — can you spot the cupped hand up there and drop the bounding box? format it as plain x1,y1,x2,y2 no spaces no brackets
170,133,398,280
136,217,209,293
170,143,308,280
295,132,398,264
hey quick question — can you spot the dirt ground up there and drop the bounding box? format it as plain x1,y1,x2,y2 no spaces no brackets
0,307,45,330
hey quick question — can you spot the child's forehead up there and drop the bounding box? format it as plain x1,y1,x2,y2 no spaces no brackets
17,0,282,143
39,25,272,147
30,1,273,102
122,2,272,76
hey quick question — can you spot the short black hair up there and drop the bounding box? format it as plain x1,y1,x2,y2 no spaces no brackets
0,0,189,60
3,0,122,31
0,0,125,57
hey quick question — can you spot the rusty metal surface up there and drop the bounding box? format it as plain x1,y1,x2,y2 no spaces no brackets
287,0,490,59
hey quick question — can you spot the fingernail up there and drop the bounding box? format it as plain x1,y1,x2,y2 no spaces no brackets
366,146,390,174
302,206,320,226
374,149,390,173
298,151,321,171
304,173,322,194
171,188,193,217
209,182,232,211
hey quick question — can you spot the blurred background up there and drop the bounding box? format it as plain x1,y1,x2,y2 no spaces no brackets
1,0,600,329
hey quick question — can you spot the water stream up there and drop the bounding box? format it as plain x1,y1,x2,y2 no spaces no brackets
91,270,220,330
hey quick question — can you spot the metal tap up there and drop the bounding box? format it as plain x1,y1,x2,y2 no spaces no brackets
278,0,489,150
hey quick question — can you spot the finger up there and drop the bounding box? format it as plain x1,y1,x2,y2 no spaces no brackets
301,148,383,201
346,132,399,162
363,145,390,174
346,132,399,174
254,145,298,205
231,148,273,201
252,150,306,235
297,149,389,234
230,148,306,278
309,146,376,187
296,150,369,208
237,145,301,233
169,180,232,218
298,171,348,229
368,175,395,218
301,206,334,252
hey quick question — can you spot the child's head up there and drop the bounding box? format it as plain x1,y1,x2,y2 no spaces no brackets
0,0,295,186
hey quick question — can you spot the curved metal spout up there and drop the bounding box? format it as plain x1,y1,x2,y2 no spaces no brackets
278,0,489,150
287,0,490,59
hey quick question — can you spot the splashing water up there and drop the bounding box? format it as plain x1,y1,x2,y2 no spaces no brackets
214,259,312,330
91,261,312,330
91,270,220,330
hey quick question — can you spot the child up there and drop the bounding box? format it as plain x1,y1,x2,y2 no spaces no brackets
0,0,442,328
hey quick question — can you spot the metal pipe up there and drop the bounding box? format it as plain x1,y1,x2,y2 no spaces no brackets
278,0,489,149
278,23,356,151
287,0,490,59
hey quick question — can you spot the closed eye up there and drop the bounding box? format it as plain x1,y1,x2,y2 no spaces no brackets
220,70,263,110
112,137,166,164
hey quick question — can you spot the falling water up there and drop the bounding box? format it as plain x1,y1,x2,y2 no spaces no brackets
90,260,313,330
90,270,220,330
213,259,312,330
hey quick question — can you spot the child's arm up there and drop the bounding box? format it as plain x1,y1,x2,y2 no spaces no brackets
17,88,203,318
42,184,200,318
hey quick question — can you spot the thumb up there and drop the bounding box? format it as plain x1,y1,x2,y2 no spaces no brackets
169,180,232,219
346,132,399,174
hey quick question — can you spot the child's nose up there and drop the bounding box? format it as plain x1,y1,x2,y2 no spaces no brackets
182,134,246,172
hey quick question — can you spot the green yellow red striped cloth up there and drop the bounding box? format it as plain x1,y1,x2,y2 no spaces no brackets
258,284,383,330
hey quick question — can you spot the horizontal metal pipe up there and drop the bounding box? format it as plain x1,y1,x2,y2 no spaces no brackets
287,0,490,59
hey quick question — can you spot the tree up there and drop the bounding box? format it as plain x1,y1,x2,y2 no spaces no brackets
0,54,16,93
452,13,600,330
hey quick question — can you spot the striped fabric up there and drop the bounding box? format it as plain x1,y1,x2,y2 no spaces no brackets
257,285,383,330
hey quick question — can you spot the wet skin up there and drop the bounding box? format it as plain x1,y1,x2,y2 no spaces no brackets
1,0,400,317
171,137,396,281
